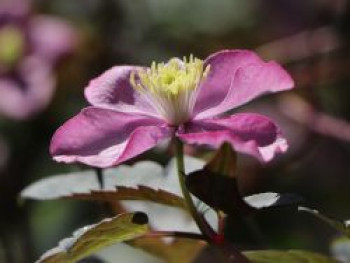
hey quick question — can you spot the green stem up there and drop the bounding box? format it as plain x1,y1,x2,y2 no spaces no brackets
174,139,251,262
174,138,213,242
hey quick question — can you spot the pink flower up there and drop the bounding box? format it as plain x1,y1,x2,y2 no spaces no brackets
0,0,76,120
50,50,294,168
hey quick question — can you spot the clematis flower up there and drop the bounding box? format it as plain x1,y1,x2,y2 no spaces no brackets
50,50,294,168
0,0,76,120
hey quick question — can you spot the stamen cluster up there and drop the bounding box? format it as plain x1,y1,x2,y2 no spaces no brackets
130,55,210,125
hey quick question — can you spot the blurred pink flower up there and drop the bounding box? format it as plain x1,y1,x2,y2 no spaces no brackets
0,0,76,120
0,0,29,18
50,50,294,168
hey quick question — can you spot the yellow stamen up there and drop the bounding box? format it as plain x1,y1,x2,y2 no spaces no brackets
130,56,210,125
0,25,24,68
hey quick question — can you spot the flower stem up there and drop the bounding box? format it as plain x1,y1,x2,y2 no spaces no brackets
174,138,214,242
174,139,251,262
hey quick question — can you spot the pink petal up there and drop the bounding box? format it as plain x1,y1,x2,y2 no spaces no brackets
29,15,76,62
0,56,55,120
0,0,29,18
50,107,172,168
178,113,288,162
84,66,160,118
193,50,294,119
193,50,263,116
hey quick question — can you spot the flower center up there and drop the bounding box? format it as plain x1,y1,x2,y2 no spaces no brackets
0,25,25,69
130,55,210,125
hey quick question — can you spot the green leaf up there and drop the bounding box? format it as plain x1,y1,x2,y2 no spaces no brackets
196,247,337,263
95,242,162,263
37,212,149,263
195,243,251,263
244,250,339,263
298,207,349,236
128,237,205,263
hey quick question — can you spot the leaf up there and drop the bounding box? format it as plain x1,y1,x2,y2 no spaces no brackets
121,201,199,235
186,144,302,216
187,171,302,216
21,158,204,209
69,186,187,210
331,237,350,263
95,242,162,263
244,250,339,263
205,142,237,178
21,160,187,210
37,212,149,263
186,169,254,215
298,207,349,237
195,247,337,263
194,243,251,263
22,156,213,234
186,143,253,216
128,237,205,263
244,192,303,210
21,161,166,200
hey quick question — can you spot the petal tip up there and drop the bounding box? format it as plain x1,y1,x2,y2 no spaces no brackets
259,136,289,163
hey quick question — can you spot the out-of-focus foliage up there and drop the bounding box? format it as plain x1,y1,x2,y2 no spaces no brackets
331,238,350,263
244,250,339,263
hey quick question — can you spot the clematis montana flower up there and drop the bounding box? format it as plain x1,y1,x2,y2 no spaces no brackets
51,50,294,168
0,0,76,120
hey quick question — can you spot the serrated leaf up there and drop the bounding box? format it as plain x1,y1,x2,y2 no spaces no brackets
21,161,187,214
69,186,187,210
244,250,339,263
22,156,213,234
21,158,201,209
21,161,166,200
37,212,149,263
298,207,349,236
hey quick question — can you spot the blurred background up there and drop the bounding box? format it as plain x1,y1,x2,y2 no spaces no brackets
0,0,349,262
